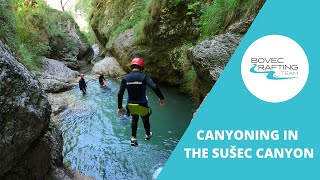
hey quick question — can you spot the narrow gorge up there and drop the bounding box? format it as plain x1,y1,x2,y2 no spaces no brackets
0,0,265,179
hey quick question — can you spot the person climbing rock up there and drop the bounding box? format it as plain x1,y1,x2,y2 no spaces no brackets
117,57,165,146
99,72,106,88
79,74,87,95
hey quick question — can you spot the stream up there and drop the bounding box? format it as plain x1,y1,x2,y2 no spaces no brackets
53,78,196,180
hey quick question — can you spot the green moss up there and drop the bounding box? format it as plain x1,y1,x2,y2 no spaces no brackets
169,43,198,96
174,43,192,69
181,65,198,97
133,20,148,45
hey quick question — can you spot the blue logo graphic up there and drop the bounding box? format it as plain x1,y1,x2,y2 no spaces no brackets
250,64,296,80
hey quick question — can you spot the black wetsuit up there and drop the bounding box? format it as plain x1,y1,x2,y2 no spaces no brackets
79,78,87,94
118,71,164,138
99,75,105,85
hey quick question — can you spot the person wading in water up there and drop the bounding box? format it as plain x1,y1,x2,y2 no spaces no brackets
117,57,165,146
79,74,87,95
98,72,107,88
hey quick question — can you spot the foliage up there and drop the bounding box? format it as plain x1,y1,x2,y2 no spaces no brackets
199,0,239,39
75,0,96,45
0,0,15,46
89,0,151,47
109,0,151,47
13,0,76,69
168,43,197,95
0,0,83,70
186,2,201,15
199,0,265,39
185,66,197,89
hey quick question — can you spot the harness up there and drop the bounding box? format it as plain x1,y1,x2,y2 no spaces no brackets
127,103,152,117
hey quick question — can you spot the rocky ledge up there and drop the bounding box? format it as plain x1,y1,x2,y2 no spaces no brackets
36,58,79,93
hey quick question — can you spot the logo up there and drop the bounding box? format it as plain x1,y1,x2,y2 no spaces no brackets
250,58,298,80
241,35,309,103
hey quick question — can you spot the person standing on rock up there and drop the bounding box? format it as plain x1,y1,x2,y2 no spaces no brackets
117,57,165,146
79,74,87,95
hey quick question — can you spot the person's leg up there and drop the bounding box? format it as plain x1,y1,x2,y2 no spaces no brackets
126,105,130,116
131,115,139,138
141,115,151,136
131,115,139,146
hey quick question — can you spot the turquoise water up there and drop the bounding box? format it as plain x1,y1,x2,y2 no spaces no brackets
54,78,196,180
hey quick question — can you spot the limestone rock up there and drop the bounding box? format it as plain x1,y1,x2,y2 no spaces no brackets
189,33,242,81
37,58,78,93
47,93,70,115
187,18,254,100
92,1,198,86
48,19,93,70
227,17,255,35
91,57,126,78
111,29,183,85
0,40,51,176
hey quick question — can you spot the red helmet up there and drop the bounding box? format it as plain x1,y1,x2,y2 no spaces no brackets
80,73,84,77
130,57,144,68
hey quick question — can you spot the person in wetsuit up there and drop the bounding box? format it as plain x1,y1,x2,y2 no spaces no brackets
117,57,165,146
99,72,105,86
79,74,87,95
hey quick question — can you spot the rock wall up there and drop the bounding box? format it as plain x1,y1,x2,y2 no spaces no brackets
187,18,254,100
90,0,264,101
101,17,254,100
92,1,198,86
47,17,94,70
0,40,91,179
0,40,51,175
2,125,62,179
